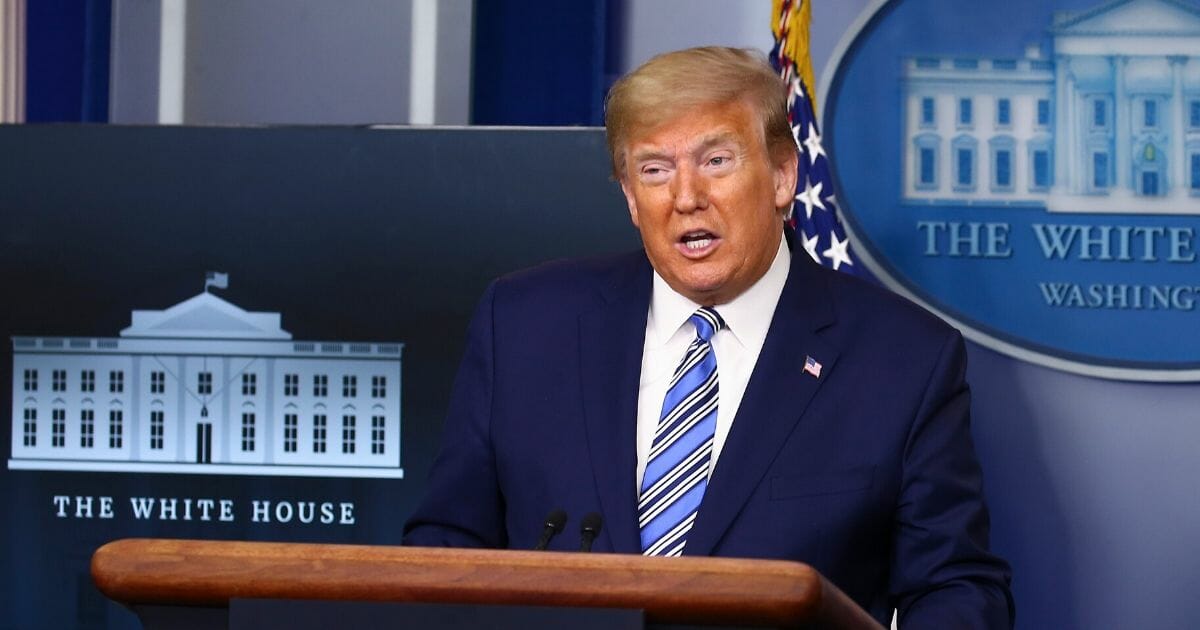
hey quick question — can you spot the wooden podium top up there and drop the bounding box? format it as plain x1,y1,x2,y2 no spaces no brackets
92,538,882,628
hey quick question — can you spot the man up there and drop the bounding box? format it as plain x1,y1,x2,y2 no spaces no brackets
404,47,1013,627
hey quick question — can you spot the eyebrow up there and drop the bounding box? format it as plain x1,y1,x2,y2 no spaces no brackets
629,130,743,165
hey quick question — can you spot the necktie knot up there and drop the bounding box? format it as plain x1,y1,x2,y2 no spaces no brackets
690,307,725,343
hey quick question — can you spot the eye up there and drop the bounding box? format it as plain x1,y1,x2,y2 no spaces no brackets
638,163,671,184
706,153,735,169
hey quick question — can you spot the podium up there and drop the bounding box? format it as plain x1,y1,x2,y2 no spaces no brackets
92,538,883,629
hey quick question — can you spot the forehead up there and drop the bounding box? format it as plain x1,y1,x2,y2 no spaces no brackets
625,100,763,156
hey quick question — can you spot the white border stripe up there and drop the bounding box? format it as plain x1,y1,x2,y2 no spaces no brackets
157,0,186,124
8,459,404,479
409,0,438,124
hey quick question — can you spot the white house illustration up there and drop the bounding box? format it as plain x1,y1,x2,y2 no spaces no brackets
902,0,1200,215
9,287,403,478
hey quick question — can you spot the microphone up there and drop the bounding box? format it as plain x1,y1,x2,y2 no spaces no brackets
579,512,603,552
533,509,567,550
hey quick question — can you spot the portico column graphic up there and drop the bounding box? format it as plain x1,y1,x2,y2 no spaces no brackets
131,356,142,461
1055,56,1071,192
1068,71,1080,193
1170,56,1188,197
1113,56,1130,193
176,356,187,462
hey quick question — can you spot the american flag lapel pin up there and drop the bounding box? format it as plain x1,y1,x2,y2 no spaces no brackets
803,355,822,379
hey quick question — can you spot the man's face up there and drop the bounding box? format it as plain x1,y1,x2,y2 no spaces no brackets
619,100,798,305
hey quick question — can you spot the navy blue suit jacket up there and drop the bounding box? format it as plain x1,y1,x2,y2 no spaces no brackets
404,242,1013,627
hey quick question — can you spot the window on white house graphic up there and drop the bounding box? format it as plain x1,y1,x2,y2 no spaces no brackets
1093,152,1110,189
1030,145,1052,191
314,374,328,397
1191,101,1200,129
958,97,973,127
996,98,1011,127
53,369,66,392
24,369,37,392
990,136,1015,192
1037,99,1051,127
952,135,977,191
109,410,124,448
242,373,257,396
23,409,37,446
150,411,165,450
81,370,95,392
81,409,95,448
1143,99,1157,128
151,371,165,394
1191,153,1200,192
284,414,298,452
995,150,1012,189
1092,99,1107,128
921,148,935,185
343,375,357,398
109,370,124,393
921,97,935,127
372,376,387,398
913,133,939,190
313,414,328,453
342,415,357,454
284,374,298,396
372,415,386,455
198,372,212,395
241,413,256,452
52,408,66,447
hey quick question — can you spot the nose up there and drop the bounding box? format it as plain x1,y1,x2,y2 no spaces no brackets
671,164,709,213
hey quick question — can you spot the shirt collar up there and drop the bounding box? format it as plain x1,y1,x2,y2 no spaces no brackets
646,234,791,347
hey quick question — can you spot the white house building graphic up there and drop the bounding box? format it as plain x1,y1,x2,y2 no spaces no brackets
9,283,404,478
902,0,1200,215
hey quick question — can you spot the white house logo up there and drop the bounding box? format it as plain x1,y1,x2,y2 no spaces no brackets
8,276,404,478
824,0,1200,381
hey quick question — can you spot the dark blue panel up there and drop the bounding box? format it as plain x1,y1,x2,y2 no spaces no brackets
26,0,111,122
472,0,618,126
0,124,635,629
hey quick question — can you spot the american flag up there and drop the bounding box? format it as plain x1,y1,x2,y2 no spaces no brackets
803,355,823,378
770,0,857,274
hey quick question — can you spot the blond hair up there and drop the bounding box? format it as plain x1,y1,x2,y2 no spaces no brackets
604,46,792,178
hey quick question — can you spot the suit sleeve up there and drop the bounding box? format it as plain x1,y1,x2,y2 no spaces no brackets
892,330,1015,629
402,281,508,548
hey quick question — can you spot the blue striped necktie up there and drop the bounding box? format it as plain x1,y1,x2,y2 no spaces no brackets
639,307,724,556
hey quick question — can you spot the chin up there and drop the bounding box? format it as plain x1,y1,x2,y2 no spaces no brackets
677,278,728,304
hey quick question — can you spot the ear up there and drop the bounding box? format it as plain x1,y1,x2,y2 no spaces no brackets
620,178,642,228
773,148,799,212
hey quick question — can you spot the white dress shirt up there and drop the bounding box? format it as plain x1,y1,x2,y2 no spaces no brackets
635,234,791,489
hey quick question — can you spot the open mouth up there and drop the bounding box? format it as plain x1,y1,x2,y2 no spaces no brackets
681,230,715,250
678,231,719,254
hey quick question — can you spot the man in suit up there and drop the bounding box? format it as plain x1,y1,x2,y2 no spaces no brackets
404,47,1013,627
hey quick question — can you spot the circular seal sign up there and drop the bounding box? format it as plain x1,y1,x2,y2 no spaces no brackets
824,0,1200,381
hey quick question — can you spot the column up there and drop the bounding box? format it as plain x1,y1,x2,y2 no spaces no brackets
1067,71,1080,193
0,0,25,122
1113,56,1131,193
1055,56,1071,191
130,354,141,461
264,357,275,464
221,356,231,464
175,356,188,463
1170,56,1188,197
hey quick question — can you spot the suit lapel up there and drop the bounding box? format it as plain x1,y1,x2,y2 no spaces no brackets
578,254,652,554
683,250,841,557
